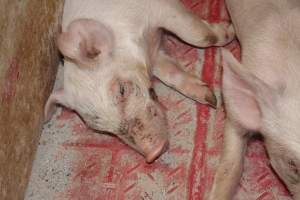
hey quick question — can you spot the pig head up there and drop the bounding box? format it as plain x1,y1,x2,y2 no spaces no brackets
45,0,234,163
209,0,300,199
45,19,169,163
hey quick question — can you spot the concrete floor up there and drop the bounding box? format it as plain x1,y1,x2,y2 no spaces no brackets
25,1,293,199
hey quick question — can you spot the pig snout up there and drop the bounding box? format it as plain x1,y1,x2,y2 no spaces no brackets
127,117,169,163
127,103,169,163
145,139,169,163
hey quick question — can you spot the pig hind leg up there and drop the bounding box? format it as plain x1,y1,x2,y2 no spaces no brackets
208,120,247,200
153,51,217,107
159,1,235,47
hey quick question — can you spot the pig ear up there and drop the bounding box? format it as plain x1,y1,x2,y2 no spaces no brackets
221,48,276,131
44,90,70,122
57,19,114,65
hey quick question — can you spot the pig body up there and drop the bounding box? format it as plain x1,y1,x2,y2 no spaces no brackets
46,0,234,163
209,0,300,199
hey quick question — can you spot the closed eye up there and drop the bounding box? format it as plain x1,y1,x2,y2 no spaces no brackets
112,78,141,104
120,84,125,96
116,80,133,103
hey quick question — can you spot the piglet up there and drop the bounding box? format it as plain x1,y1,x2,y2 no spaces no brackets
209,0,300,199
45,0,234,163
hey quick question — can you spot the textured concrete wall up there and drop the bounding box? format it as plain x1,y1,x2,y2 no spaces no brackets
0,1,64,199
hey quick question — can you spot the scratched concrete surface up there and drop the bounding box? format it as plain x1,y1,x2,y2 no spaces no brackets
25,0,293,200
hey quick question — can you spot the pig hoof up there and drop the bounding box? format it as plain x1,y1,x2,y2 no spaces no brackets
214,22,235,46
205,91,217,109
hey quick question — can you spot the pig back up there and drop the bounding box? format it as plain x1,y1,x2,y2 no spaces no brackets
225,0,300,43
226,0,300,84
62,0,156,33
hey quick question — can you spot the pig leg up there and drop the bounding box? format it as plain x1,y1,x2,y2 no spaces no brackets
160,1,235,47
208,120,247,200
153,51,217,107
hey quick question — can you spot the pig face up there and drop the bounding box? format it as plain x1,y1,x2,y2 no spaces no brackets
45,19,169,163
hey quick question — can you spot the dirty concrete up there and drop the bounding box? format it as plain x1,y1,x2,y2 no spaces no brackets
25,0,292,199
0,1,64,200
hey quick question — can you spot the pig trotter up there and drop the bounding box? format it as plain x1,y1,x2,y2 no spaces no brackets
205,91,217,109
160,1,235,47
153,51,217,108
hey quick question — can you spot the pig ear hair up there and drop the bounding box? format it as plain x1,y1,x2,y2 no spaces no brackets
221,48,277,131
44,89,70,122
57,18,114,65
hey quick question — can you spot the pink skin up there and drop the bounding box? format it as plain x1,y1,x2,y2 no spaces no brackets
44,89,65,122
145,140,169,163
46,0,235,163
209,0,300,199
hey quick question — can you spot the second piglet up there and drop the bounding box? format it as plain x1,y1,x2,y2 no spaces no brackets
209,0,300,199
45,0,234,163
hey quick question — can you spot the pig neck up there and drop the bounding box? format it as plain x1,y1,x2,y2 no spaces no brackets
113,38,158,78
112,26,162,78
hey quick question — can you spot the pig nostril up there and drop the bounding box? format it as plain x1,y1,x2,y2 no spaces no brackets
148,106,158,118
151,108,157,117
